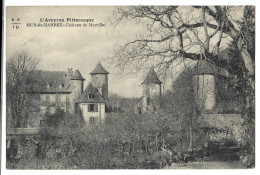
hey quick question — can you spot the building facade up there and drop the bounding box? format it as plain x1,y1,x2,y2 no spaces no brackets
78,63,109,124
29,63,109,127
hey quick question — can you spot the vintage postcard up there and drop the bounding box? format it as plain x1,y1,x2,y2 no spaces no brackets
4,4,255,171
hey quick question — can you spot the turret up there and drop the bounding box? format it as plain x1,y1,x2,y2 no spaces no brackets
141,68,162,112
90,63,109,101
142,67,162,98
70,70,85,102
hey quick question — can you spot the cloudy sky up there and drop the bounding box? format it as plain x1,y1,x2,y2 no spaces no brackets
6,6,155,97
7,6,235,97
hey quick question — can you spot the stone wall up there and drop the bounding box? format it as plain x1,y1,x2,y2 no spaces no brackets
197,114,245,145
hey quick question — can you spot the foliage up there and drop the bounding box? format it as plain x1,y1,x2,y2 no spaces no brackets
8,109,188,169
6,51,40,128
44,108,66,127
8,108,248,169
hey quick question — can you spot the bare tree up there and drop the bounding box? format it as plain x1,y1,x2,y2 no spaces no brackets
111,6,255,165
112,6,254,77
6,51,40,128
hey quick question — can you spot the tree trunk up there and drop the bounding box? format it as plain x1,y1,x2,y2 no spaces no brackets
155,135,158,151
227,27,255,77
237,37,255,76
189,121,193,151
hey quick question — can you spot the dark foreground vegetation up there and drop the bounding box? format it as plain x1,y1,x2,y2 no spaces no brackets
7,108,250,169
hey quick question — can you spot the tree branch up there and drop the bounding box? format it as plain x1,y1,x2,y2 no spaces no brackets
202,7,210,52
127,34,175,44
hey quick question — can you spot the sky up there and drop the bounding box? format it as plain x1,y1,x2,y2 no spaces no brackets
6,6,152,97
5,6,242,97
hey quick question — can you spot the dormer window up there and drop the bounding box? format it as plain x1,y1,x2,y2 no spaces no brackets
147,97,150,106
47,83,52,89
89,93,94,99
59,83,64,89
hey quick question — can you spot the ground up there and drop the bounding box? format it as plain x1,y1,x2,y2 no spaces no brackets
164,161,242,169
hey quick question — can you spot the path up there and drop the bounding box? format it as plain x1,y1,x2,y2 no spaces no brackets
164,161,242,169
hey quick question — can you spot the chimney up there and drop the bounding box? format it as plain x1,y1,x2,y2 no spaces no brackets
67,68,73,78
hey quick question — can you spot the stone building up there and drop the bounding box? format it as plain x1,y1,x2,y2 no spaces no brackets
28,63,109,127
77,63,109,124
134,68,162,114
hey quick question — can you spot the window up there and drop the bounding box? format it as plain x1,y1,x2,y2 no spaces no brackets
90,117,96,124
46,83,52,88
46,95,50,103
57,95,61,106
88,104,98,112
138,107,142,114
59,83,64,89
89,93,94,99
50,95,56,103
40,95,46,102
147,97,150,106
95,105,98,112
61,95,66,104
88,104,94,112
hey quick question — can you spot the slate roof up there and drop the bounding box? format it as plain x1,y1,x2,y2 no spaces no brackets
70,70,85,80
141,68,162,84
191,60,229,77
78,82,106,103
135,96,144,105
90,63,109,75
31,70,73,93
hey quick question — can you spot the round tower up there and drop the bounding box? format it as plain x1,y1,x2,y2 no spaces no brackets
141,68,162,112
70,70,85,102
192,60,216,111
90,63,109,101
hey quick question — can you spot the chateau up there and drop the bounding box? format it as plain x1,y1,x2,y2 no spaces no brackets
28,63,109,127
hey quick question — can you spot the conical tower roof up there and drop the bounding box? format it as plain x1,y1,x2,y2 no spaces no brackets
141,68,162,84
192,60,229,77
70,70,85,80
90,63,109,75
